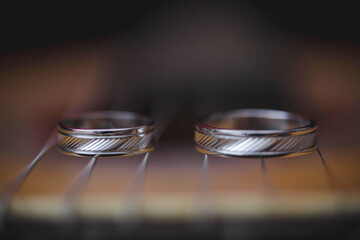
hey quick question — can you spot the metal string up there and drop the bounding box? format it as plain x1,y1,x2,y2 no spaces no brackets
0,82,91,233
316,148,339,192
112,80,183,233
63,154,99,220
191,154,215,233
316,147,342,206
315,147,346,215
316,148,333,186
116,152,149,233
57,154,99,237
0,131,57,231
260,156,273,193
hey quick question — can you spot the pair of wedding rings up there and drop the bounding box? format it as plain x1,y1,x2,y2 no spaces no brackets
58,109,318,158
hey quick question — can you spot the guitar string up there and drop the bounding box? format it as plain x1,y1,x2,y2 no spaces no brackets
260,150,331,210
111,84,184,233
193,154,215,231
0,131,57,232
107,62,182,232
115,152,149,234
316,147,344,214
112,86,183,231
261,156,273,193
60,154,99,231
64,154,99,208
316,148,334,188
0,81,97,232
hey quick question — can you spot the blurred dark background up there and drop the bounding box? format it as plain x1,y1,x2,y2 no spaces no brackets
1,1,360,54
0,1,359,150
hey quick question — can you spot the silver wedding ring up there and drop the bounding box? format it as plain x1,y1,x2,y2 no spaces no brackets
58,111,155,156
195,109,318,157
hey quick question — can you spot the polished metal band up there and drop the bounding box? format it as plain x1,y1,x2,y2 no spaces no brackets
195,109,317,158
58,111,155,156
